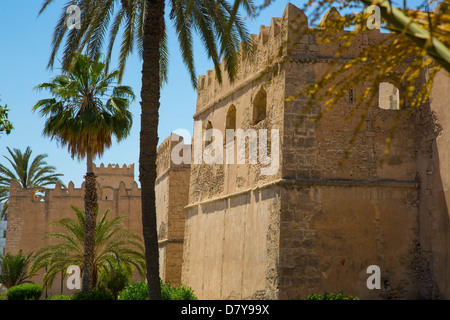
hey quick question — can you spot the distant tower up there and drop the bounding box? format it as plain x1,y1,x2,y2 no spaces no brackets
93,163,135,189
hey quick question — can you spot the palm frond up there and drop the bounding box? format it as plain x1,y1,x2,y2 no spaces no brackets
0,250,34,288
0,146,64,217
31,206,146,289
33,54,134,161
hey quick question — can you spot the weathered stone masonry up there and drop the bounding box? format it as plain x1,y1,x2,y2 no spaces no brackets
5,2,450,300
181,3,450,300
5,158,190,296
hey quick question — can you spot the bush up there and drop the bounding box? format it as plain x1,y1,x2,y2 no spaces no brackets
47,294,72,300
161,281,198,300
306,291,359,300
118,280,198,300
6,283,43,300
117,280,148,300
0,250,33,289
72,289,114,300
97,260,132,299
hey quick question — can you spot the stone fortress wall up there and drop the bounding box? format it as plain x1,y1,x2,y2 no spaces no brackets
5,163,143,296
4,2,450,300
5,156,190,296
155,135,190,286
181,3,450,300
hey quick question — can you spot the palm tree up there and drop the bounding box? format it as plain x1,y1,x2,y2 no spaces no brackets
0,146,65,217
0,250,33,289
39,0,255,299
30,205,146,291
32,54,135,292
98,257,133,299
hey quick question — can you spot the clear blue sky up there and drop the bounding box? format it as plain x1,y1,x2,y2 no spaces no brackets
0,0,424,187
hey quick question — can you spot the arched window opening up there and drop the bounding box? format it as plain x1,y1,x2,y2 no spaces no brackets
226,105,237,132
101,188,114,201
32,189,46,202
205,121,214,148
252,88,267,125
379,82,400,110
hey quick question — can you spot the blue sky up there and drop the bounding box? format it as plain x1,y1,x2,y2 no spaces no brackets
0,0,423,187
0,0,300,187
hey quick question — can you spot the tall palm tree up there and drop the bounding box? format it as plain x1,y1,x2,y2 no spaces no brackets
39,0,255,299
0,146,65,217
32,54,135,292
30,205,146,291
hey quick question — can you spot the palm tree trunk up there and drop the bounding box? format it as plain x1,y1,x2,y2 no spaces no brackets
139,0,164,300
82,147,97,292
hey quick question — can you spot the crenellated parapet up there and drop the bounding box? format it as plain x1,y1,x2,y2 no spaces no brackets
93,162,134,177
92,163,135,189
8,176,140,204
195,3,292,113
156,135,173,178
195,2,389,115
8,179,83,201
5,165,144,290
156,133,191,180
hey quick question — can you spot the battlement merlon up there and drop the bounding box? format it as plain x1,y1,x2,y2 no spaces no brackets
156,134,191,180
195,3,389,115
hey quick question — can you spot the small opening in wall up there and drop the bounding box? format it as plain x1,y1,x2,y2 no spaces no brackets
348,89,353,104
379,82,400,110
252,88,267,125
101,188,114,201
32,189,46,202
225,105,237,146
226,105,237,132
205,121,214,148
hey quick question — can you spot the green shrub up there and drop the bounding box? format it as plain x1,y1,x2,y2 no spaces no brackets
72,289,114,300
117,280,148,300
97,260,133,299
0,251,33,289
47,294,72,300
161,281,198,300
6,283,43,300
118,280,198,300
306,291,359,300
